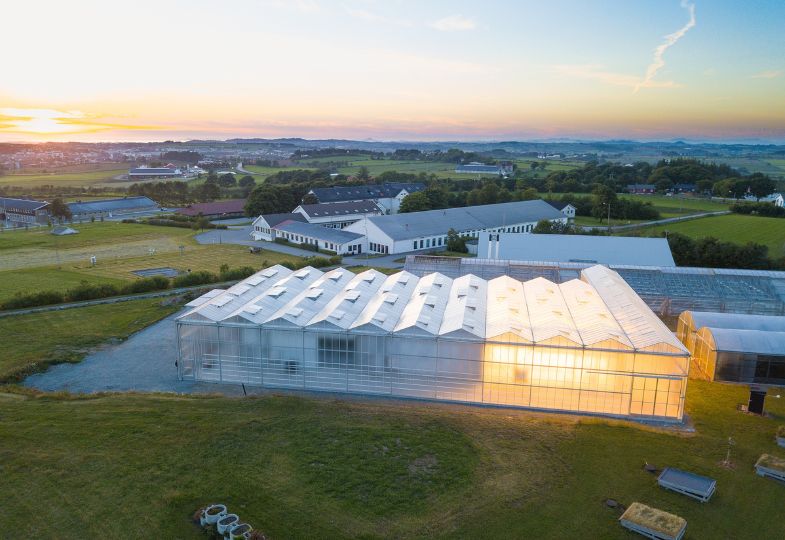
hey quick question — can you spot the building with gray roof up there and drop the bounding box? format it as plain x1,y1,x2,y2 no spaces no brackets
344,199,566,255
251,212,307,241
68,196,159,220
0,197,50,227
307,182,425,214
274,220,364,255
479,233,676,267
293,200,382,229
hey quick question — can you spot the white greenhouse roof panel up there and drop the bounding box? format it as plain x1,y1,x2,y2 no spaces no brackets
176,264,685,355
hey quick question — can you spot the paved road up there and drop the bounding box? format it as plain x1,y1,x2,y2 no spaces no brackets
581,211,730,232
23,310,246,395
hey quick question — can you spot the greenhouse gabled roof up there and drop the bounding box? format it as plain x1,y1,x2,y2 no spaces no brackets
178,265,293,322
309,269,387,330
178,264,686,355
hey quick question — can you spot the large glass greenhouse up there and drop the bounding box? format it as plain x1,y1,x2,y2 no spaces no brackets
177,264,690,421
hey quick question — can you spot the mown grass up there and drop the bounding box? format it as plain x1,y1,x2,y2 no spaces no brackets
0,166,128,187
0,380,783,538
0,222,194,253
0,221,303,301
0,267,126,304
0,298,178,382
639,214,785,256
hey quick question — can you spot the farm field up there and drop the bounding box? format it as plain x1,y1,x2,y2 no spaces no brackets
0,378,782,538
639,214,785,257
0,222,301,302
0,163,129,187
0,297,177,382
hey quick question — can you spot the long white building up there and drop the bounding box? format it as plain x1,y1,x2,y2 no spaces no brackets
343,199,566,255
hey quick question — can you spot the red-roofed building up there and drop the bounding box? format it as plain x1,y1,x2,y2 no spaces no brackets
176,199,247,219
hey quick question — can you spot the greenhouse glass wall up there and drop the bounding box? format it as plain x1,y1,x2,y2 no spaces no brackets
177,264,690,421
677,312,785,385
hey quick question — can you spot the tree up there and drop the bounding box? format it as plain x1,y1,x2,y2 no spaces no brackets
356,166,371,182
301,192,319,205
239,175,256,188
591,184,618,220
399,192,431,213
748,173,776,199
49,198,72,223
424,184,449,209
218,173,237,187
478,181,499,205
446,228,468,253
520,187,539,201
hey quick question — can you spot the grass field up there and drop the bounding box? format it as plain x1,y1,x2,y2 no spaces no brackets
0,379,782,538
0,298,178,382
0,222,302,302
0,163,129,187
639,214,785,256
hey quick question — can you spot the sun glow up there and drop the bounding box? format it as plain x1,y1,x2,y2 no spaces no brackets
0,108,89,134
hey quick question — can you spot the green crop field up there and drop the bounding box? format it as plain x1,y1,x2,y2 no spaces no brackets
0,378,783,538
640,214,785,256
0,163,129,187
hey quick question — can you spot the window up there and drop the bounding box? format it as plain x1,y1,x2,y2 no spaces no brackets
317,335,356,368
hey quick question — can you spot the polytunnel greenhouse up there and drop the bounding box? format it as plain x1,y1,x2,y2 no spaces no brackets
176,264,690,421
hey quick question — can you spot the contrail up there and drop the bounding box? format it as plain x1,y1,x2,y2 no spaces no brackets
634,0,696,93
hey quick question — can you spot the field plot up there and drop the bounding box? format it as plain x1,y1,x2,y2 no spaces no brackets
640,214,785,256
0,222,301,302
0,163,129,187
0,379,783,539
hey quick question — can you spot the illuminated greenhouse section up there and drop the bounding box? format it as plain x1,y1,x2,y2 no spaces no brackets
177,264,690,421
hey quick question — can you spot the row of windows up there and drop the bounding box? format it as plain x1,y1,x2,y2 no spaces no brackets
410,223,537,251
370,242,389,254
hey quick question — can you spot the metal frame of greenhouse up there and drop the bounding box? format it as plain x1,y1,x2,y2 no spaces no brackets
176,264,690,422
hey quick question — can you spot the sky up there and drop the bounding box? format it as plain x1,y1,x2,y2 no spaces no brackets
1,0,784,143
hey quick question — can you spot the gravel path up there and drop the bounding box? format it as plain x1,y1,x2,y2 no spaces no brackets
23,310,245,396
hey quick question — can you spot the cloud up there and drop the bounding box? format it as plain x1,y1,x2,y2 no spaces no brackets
634,0,696,93
751,69,783,79
552,64,681,89
429,14,476,32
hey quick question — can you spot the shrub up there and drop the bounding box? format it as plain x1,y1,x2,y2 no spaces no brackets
302,256,332,268
67,282,121,302
172,271,219,288
219,266,256,281
328,255,342,265
121,276,171,294
1,290,66,310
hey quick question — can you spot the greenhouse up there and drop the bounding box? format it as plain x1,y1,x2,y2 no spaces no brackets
687,326,785,385
676,311,785,358
176,264,690,421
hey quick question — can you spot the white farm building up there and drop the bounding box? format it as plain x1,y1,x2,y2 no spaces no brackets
176,264,689,421
343,199,566,255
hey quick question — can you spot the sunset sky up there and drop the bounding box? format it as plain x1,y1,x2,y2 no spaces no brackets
2,0,784,142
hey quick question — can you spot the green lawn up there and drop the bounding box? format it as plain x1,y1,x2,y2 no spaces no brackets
0,164,128,187
639,214,785,257
0,222,303,301
0,380,783,538
0,298,178,382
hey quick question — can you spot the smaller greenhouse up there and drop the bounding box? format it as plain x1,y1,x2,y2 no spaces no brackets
690,327,785,385
177,264,690,421
676,311,785,383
